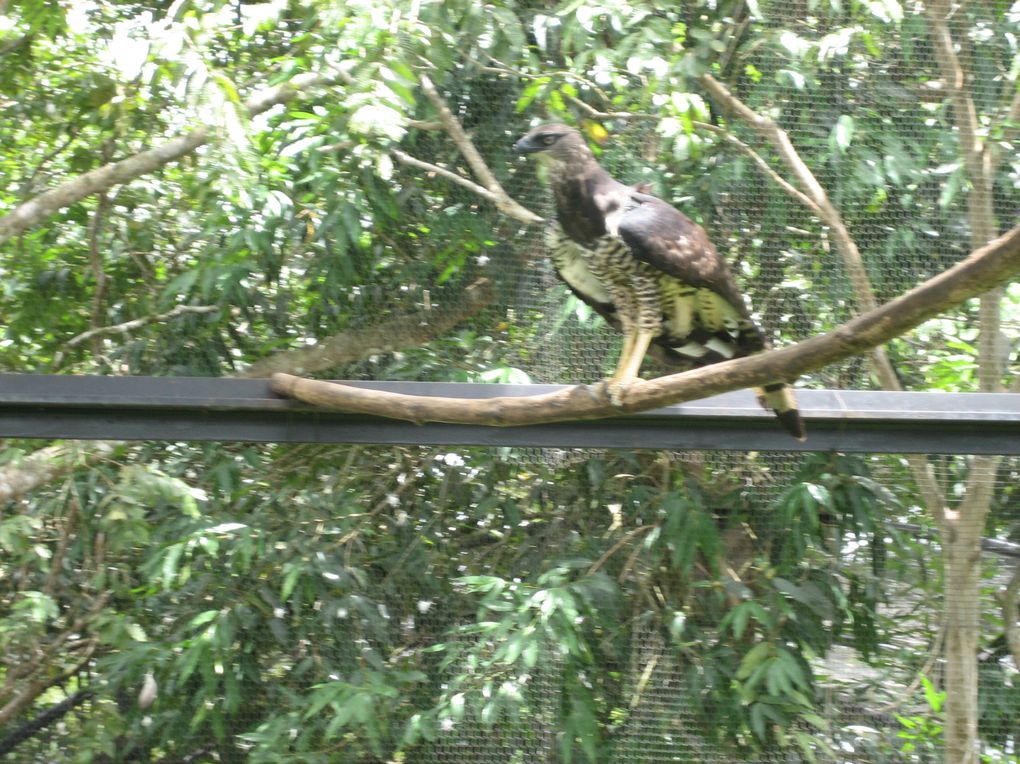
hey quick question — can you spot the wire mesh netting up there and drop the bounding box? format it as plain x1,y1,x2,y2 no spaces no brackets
3,2,1020,763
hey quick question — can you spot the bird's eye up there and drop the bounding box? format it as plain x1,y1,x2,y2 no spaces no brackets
541,134,558,146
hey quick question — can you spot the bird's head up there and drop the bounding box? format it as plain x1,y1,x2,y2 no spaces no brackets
514,124,593,168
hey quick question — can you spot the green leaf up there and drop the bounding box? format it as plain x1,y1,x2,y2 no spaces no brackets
736,642,772,680
832,115,854,152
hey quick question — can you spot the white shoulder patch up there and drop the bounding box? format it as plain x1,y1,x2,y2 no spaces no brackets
594,188,634,238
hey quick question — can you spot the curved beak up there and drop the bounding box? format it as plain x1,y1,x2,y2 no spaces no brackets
513,136,543,154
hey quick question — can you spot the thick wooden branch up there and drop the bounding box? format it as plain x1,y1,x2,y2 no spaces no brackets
272,224,1020,425
0,72,343,244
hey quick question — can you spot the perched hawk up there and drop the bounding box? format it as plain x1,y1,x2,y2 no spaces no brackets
514,123,805,440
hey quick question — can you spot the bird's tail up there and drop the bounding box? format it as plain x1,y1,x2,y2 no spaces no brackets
755,383,806,442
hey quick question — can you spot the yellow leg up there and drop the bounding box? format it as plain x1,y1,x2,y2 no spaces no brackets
609,328,638,383
613,328,654,385
606,328,654,405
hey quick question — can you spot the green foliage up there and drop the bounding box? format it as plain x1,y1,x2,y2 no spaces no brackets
1,0,1018,760
896,677,946,759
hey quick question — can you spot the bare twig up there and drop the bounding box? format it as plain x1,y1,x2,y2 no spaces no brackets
989,87,1020,176
20,130,79,200
391,148,500,203
418,74,542,225
0,442,120,506
692,121,821,214
475,52,616,105
87,139,114,357
0,638,99,726
406,119,442,131
564,96,823,216
54,304,219,369
876,620,946,713
0,688,94,756
566,96,658,122
0,279,495,505
699,75,883,317
589,525,656,575
271,222,1020,424
0,34,29,59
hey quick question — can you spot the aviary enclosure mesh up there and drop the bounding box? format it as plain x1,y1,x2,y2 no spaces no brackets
9,4,1020,763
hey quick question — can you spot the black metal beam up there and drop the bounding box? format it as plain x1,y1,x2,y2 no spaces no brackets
1,374,1018,453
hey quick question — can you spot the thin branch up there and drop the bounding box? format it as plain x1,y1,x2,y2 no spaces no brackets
418,74,542,225
886,521,1020,559
566,95,658,122
0,279,494,505
875,621,946,714
0,633,100,725
87,139,114,357
0,72,346,244
406,119,442,131
564,96,824,217
0,33,29,59
699,75,883,317
53,304,219,369
21,130,79,200
989,87,1020,176
0,441,120,506
271,222,1020,424
692,121,822,215
474,51,616,105
589,525,656,575
391,148,500,203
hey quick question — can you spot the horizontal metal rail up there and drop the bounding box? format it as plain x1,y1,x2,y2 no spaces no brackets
0,374,1018,453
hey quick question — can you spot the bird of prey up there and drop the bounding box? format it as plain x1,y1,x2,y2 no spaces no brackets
514,123,805,440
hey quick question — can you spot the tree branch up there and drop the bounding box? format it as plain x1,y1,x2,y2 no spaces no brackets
565,97,827,232
418,74,542,225
0,72,345,245
0,442,119,506
0,280,495,505
698,72,947,523
691,120,822,215
271,223,1020,424
989,86,1020,177
391,148,501,204
699,75,885,318
0,689,93,756
53,304,219,369
241,278,494,378
925,3,1003,391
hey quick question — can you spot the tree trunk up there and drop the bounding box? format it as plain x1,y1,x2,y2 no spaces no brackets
942,456,1001,763
922,4,1009,759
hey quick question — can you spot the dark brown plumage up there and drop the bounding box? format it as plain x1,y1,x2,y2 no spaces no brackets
515,123,805,440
